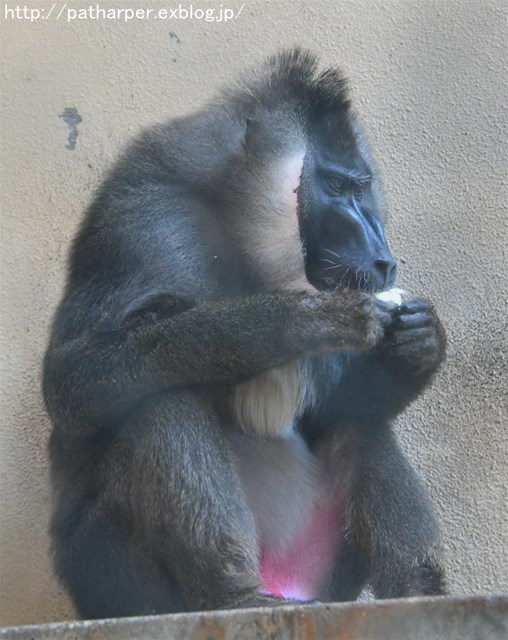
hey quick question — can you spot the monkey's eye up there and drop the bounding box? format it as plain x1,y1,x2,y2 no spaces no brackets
352,182,366,199
328,177,346,195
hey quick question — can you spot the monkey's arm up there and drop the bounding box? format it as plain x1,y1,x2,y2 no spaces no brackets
43,290,389,435
316,300,446,426
308,301,447,600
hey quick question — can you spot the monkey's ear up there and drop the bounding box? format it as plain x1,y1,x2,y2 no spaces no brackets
242,115,260,150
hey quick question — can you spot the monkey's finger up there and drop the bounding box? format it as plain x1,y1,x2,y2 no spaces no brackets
397,300,432,315
390,327,435,346
389,311,434,331
394,341,441,370
394,336,438,355
373,300,395,327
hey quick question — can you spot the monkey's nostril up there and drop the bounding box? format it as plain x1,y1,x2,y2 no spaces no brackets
374,259,397,287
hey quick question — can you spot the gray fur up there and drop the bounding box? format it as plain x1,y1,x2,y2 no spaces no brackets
42,49,446,618
229,430,321,554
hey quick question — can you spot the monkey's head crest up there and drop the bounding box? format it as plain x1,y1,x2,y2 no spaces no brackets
222,48,353,135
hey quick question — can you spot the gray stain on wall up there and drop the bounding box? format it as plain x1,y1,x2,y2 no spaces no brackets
59,108,82,150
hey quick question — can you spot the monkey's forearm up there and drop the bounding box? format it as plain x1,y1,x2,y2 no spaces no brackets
316,346,444,433
43,290,389,434
321,299,446,425
315,354,422,428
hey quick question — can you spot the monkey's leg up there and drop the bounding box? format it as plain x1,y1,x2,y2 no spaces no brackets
311,429,369,603
129,391,267,611
340,427,446,599
53,391,288,617
325,539,370,602
52,502,188,619
50,429,189,618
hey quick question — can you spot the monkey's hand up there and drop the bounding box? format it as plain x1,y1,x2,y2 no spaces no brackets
291,290,392,355
378,300,446,379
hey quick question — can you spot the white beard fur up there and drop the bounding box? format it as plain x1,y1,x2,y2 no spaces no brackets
231,360,314,438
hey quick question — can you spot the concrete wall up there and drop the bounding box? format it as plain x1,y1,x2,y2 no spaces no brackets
1,0,506,626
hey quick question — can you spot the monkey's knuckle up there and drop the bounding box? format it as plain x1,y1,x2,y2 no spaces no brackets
363,314,387,348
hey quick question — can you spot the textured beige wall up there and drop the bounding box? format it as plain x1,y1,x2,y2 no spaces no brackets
1,0,507,627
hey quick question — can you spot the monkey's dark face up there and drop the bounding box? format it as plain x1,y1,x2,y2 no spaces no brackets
227,106,396,294
297,141,396,293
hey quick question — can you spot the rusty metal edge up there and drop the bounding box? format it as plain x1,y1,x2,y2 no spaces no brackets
1,595,507,640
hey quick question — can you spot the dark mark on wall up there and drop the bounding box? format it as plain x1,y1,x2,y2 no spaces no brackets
169,32,181,44
59,108,82,151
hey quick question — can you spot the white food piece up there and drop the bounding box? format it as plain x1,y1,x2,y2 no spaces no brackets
374,287,408,309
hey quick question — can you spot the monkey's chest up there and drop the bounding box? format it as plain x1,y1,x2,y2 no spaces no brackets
230,363,343,599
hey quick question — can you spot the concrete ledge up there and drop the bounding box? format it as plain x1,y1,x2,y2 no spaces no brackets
1,595,507,640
